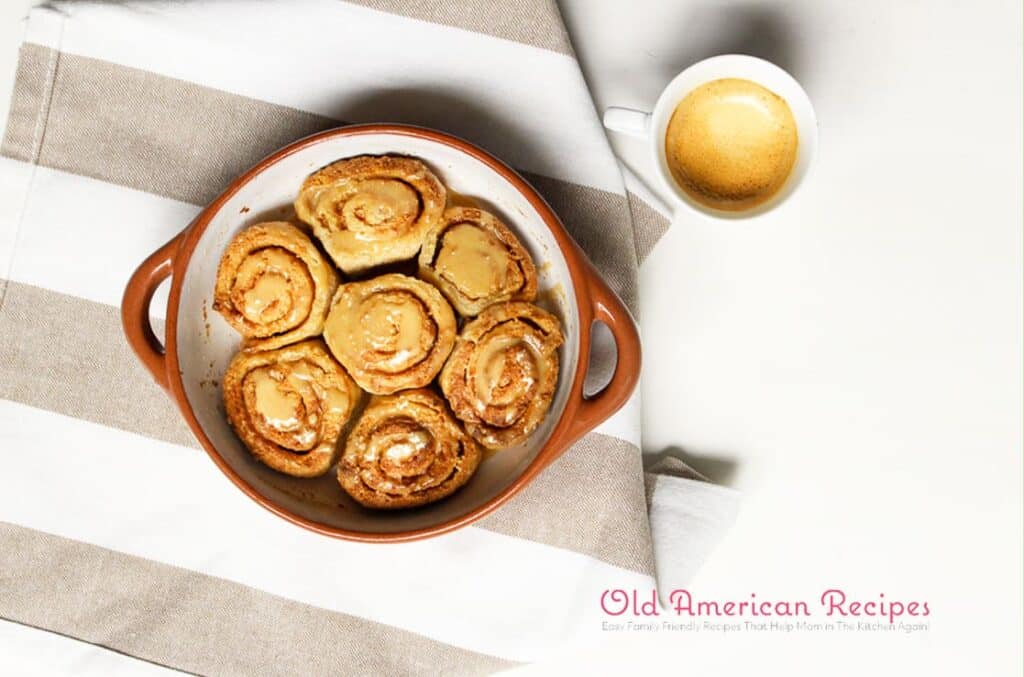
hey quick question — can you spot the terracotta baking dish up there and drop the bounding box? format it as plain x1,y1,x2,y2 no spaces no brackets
122,124,640,542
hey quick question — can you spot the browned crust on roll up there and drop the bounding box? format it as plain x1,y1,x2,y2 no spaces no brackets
338,389,482,509
223,339,362,477
322,273,457,395
439,302,564,449
418,206,538,316
212,221,338,352
294,155,446,274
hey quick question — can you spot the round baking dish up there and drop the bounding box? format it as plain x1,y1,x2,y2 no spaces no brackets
122,124,640,542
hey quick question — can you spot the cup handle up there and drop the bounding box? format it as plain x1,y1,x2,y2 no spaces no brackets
603,107,652,139
121,233,183,392
567,260,642,444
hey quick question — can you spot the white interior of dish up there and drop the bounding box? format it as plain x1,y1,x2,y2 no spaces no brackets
174,131,578,533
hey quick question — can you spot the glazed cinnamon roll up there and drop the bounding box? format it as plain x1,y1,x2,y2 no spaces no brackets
294,155,446,274
440,302,564,449
418,207,538,316
213,222,338,352
223,339,361,478
338,389,482,509
323,273,457,395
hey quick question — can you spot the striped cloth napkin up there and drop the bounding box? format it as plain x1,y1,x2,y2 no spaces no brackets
0,1,739,673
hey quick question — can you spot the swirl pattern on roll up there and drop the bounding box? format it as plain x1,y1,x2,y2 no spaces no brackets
213,221,338,352
294,155,446,274
323,273,457,395
440,302,564,449
223,339,361,478
338,389,482,509
418,206,538,316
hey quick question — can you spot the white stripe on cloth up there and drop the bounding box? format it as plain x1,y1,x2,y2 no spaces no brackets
0,619,183,677
0,400,653,662
26,0,624,196
0,158,196,317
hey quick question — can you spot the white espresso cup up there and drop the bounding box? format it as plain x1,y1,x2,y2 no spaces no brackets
604,54,818,220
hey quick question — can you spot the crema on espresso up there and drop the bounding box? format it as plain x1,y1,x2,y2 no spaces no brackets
665,78,798,211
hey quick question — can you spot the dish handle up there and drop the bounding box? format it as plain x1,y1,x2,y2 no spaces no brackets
121,233,183,392
566,261,642,446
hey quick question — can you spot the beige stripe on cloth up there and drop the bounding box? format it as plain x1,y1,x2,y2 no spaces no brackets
0,280,655,576
628,191,672,263
343,0,574,55
0,521,516,675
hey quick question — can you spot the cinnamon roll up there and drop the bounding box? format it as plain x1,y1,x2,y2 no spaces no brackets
294,155,446,274
213,221,338,352
323,273,457,395
418,206,538,316
440,302,564,449
338,389,482,509
223,339,362,478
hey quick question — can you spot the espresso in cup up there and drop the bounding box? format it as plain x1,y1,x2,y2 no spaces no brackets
664,78,798,212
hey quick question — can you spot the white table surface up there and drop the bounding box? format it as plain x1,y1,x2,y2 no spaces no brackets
1,1,1021,675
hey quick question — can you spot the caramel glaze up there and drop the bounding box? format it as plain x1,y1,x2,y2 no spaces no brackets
212,221,338,352
439,302,563,450
223,339,360,478
322,273,457,395
294,155,446,274
419,207,537,317
337,389,482,509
